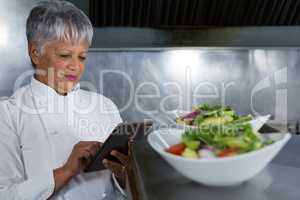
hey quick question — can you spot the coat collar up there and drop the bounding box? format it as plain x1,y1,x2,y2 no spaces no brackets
30,76,80,99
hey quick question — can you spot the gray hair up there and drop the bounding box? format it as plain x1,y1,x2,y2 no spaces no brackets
26,0,93,52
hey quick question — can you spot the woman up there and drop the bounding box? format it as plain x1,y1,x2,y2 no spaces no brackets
0,1,128,199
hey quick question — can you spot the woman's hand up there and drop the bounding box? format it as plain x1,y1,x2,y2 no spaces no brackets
63,141,102,177
102,142,132,188
51,141,102,197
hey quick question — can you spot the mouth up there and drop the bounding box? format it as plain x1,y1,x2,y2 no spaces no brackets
65,75,78,81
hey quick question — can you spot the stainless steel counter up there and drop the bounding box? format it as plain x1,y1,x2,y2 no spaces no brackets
130,133,300,200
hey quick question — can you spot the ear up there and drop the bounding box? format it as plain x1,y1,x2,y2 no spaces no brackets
28,43,41,66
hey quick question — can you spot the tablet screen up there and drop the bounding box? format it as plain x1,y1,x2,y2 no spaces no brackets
84,121,153,172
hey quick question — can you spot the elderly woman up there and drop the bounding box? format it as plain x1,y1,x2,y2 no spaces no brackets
0,1,128,200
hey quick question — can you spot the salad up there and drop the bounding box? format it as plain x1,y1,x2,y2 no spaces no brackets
176,104,252,126
166,105,274,159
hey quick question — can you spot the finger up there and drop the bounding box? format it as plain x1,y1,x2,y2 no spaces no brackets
88,141,101,149
77,141,101,149
92,141,102,149
79,150,92,166
82,147,97,165
81,150,91,160
82,141,101,157
110,150,129,165
76,141,92,147
102,159,126,176
91,141,102,154
87,143,99,157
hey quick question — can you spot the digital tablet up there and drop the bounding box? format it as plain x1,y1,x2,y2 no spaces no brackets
84,121,153,173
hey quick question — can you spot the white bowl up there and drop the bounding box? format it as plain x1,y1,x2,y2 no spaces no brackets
147,128,291,187
169,110,271,132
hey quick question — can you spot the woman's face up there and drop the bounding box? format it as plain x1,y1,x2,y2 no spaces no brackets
29,39,88,95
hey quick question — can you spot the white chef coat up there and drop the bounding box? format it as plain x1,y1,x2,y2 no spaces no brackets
0,77,125,200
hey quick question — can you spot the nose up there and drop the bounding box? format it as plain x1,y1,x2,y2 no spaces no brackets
68,57,81,71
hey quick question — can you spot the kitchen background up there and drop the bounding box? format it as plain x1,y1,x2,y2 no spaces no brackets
1,0,300,133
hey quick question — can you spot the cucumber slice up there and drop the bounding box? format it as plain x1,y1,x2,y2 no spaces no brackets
181,148,199,159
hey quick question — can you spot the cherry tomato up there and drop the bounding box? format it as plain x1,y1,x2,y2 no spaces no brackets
217,148,240,157
165,143,186,155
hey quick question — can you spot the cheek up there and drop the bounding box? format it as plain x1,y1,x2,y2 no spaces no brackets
53,60,69,70
75,64,85,77
50,60,69,79
79,65,85,73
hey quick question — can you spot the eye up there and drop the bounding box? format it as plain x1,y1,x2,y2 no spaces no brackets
79,56,86,61
60,54,71,58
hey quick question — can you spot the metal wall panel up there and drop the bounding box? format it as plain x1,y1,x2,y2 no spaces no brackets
83,49,299,130
0,0,38,96
0,0,299,133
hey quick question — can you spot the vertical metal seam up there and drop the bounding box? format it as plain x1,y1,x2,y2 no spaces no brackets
289,0,300,24
172,0,180,26
280,0,293,25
